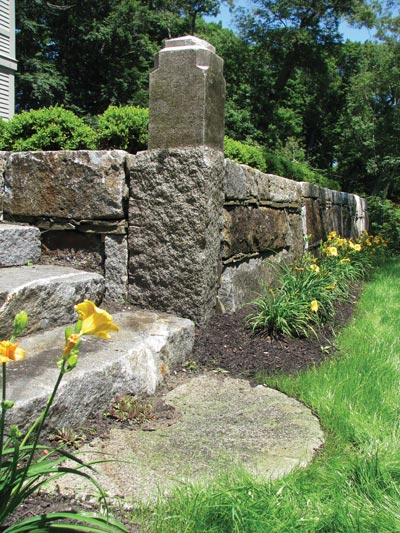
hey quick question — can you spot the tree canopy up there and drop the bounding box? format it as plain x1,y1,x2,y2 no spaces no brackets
14,0,400,200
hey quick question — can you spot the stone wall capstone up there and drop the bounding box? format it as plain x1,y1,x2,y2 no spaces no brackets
4,150,128,220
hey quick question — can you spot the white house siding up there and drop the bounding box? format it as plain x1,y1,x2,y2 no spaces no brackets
0,0,17,120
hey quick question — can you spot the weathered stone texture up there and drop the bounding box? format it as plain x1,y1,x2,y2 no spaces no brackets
218,250,293,313
287,212,305,257
303,198,324,247
4,150,128,220
0,223,41,266
354,195,368,235
104,234,128,303
222,206,288,259
7,310,195,430
128,148,224,324
224,159,301,205
149,36,225,151
0,265,105,337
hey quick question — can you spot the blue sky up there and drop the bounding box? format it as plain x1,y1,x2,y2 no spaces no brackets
204,1,375,42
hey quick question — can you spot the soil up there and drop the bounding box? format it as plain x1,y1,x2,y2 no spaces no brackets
4,249,360,532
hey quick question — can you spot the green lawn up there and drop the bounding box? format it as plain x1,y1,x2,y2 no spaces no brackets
133,257,400,532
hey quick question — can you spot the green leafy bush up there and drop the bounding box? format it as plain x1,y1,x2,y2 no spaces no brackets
264,150,339,189
367,196,400,253
0,106,97,151
96,105,148,154
224,136,266,172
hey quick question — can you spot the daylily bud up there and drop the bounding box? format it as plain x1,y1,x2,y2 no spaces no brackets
13,311,28,337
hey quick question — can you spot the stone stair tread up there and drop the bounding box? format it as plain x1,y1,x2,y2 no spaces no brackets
0,265,105,338
5,309,195,430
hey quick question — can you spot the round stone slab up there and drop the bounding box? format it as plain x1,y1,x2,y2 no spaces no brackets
55,374,324,503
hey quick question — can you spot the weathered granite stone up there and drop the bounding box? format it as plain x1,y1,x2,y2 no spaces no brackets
0,223,41,266
287,212,305,257
0,265,105,337
218,250,293,313
224,158,249,201
266,173,301,203
104,234,128,303
35,218,127,235
7,310,195,429
4,150,128,220
303,198,324,247
222,206,288,259
299,181,321,199
128,148,224,324
239,165,264,200
341,204,353,238
354,195,368,235
149,36,225,151
224,160,301,205
322,205,341,237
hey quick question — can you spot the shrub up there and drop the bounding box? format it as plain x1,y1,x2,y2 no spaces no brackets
96,105,148,154
264,150,340,189
0,106,97,151
367,196,400,253
224,136,266,172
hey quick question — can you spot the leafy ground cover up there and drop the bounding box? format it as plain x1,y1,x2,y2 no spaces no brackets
134,256,400,532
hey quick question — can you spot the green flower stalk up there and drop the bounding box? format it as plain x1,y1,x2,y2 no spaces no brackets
0,302,127,533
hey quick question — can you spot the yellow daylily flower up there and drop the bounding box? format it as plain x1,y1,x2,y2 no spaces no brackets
310,264,320,273
353,244,362,251
326,246,338,257
327,231,337,241
325,283,336,290
0,340,26,363
310,300,319,313
75,300,119,339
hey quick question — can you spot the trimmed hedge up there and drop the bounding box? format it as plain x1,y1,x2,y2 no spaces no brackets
0,106,97,151
96,105,148,154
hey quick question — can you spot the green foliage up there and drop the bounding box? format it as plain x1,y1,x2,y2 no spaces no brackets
335,42,400,200
367,196,400,252
224,136,266,172
264,149,340,189
97,105,148,153
0,305,126,532
247,231,386,338
0,107,97,151
105,395,155,424
246,255,336,338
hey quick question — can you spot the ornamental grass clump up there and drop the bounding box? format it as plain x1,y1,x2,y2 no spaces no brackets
247,232,387,338
0,301,128,533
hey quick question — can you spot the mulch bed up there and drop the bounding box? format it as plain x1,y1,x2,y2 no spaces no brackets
3,286,360,531
191,287,359,380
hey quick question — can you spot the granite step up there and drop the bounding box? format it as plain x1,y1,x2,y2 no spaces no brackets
5,309,195,431
0,265,105,338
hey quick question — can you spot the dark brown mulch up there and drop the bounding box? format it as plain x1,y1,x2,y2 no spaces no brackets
3,287,360,531
191,287,360,381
